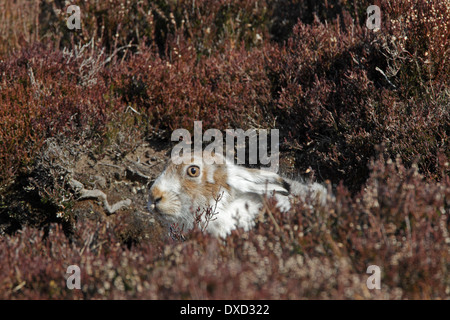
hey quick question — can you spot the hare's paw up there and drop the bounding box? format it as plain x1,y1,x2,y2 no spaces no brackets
274,193,291,212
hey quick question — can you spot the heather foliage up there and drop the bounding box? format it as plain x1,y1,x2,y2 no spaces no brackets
1,157,448,299
0,0,449,299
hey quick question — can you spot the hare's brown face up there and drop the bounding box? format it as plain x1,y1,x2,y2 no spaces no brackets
147,155,229,224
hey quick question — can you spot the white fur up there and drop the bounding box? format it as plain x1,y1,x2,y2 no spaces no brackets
148,153,330,238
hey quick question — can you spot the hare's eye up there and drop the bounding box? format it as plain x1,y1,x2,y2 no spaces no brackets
187,165,200,177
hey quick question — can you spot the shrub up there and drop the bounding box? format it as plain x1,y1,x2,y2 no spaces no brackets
0,43,118,187
265,0,449,191
1,156,448,299
0,0,448,300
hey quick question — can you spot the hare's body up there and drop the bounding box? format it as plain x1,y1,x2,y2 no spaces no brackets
148,153,328,238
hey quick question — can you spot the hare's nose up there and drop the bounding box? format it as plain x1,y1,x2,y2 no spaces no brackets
148,189,163,212
147,197,161,212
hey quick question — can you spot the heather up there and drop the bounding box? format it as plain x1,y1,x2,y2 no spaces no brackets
0,0,449,299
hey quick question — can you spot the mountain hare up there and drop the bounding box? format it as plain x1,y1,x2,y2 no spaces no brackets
148,152,329,238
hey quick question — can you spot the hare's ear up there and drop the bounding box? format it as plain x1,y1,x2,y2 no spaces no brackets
226,165,290,196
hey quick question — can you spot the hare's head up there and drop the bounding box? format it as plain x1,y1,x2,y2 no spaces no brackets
148,153,230,228
148,151,292,236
